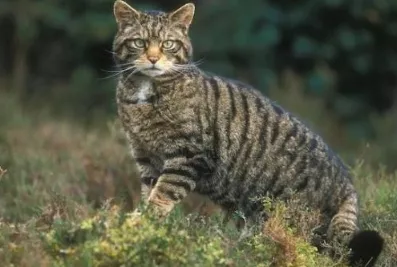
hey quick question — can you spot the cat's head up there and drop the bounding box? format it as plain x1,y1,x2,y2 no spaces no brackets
113,0,195,77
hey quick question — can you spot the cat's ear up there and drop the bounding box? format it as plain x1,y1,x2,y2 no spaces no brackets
114,0,140,25
169,3,195,28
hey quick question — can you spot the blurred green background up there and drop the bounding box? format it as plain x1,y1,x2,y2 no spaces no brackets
0,0,396,169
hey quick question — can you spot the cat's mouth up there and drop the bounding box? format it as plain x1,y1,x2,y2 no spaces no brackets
140,66,166,77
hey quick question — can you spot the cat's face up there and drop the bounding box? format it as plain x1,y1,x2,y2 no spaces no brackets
113,0,195,77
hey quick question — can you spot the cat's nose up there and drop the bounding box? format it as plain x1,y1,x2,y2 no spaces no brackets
148,56,159,64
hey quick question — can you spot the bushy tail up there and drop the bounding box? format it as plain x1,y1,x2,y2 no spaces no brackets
348,230,384,267
327,193,384,266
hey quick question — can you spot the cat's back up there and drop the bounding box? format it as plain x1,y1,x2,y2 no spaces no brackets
196,70,331,164
195,71,352,213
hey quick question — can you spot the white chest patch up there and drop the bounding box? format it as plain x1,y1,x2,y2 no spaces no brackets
137,80,152,103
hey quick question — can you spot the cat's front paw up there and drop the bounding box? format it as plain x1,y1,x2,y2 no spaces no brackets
147,190,175,219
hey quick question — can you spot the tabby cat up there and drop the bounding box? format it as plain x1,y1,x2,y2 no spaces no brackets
112,1,384,266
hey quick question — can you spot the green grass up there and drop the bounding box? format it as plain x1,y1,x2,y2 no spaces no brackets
0,90,396,267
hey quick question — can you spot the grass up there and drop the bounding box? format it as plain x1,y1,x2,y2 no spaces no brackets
0,89,396,267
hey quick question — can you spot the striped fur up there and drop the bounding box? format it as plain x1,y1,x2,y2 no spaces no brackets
112,1,383,265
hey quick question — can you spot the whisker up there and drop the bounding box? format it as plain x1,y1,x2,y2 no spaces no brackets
115,62,136,67
168,62,200,75
101,68,129,73
125,67,140,81
100,65,137,80
189,58,205,67
105,49,117,55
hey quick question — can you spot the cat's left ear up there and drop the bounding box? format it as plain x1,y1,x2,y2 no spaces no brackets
169,3,195,28
114,0,140,25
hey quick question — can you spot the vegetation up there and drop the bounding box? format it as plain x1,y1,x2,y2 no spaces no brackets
1,87,396,266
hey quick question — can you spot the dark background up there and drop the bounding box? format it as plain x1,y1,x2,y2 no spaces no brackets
1,0,397,168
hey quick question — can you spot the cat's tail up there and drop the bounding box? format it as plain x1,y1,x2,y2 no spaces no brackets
348,230,384,267
327,192,384,266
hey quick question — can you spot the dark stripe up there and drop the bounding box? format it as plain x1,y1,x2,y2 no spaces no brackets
124,52,135,60
174,54,183,63
308,138,318,152
295,175,309,191
340,209,357,217
339,188,352,205
244,173,264,206
188,156,213,176
158,188,180,201
279,123,298,153
203,78,211,132
120,98,138,105
254,113,269,160
309,155,319,168
332,164,342,184
209,78,221,155
120,108,131,123
248,114,271,191
273,104,284,115
142,120,168,129
196,108,204,142
284,126,302,169
245,200,264,218
141,176,157,186
297,129,308,148
272,187,284,199
198,181,216,195
135,157,152,165
295,154,308,177
162,179,193,192
162,168,196,180
226,84,236,150
285,150,299,171
167,132,199,142
157,24,164,36
314,160,325,191
163,147,198,159
209,178,230,202
180,44,189,59
333,219,356,229
235,140,255,196
213,91,250,202
227,84,237,119
232,92,252,181
241,92,250,135
265,166,281,194
228,92,250,172
254,97,263,112
270,116,280,145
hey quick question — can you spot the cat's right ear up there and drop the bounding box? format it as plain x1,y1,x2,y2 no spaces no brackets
114,0,140,26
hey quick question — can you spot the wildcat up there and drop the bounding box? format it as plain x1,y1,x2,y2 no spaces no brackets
112,1,384,266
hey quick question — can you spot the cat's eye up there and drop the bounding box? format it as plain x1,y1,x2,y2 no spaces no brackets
131,38,145,49
162,40,176,50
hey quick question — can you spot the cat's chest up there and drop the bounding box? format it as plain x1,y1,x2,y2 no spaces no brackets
135,80,153,104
